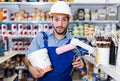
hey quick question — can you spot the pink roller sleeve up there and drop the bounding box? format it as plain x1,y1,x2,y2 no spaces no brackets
56,44,76,54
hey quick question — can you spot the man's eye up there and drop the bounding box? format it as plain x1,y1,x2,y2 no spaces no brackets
63,18,67,22
62,18,67,22
54,18,59,21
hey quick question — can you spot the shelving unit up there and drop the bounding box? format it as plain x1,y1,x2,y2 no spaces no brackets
0,20,119,24
16,66,27,70
0,20,51,24
0,51,25,81
71,20,119,24
17,51,26,55
0,51,20,64
85,55,120,81
0,2,119,15
1,20,118,24
4,73,17,81
0,2,119,5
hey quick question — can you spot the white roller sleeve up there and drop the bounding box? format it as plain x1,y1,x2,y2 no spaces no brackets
70,38,95,54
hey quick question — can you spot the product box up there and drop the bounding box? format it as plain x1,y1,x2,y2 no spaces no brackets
98,8,106,20
106,6,117,20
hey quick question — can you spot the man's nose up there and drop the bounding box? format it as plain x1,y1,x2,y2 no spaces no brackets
58,20,63,26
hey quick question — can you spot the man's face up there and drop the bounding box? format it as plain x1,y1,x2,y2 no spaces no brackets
51,14,69,35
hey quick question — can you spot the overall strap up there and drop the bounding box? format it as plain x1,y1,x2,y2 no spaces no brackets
66,39,71,44
41,32,48,48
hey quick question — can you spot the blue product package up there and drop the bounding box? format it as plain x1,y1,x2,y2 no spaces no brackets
0,35,4,56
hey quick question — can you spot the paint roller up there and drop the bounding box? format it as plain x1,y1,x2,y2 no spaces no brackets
56,38,96,75
56,38,95,55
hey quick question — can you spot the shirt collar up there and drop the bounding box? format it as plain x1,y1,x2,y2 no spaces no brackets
46,29,54,36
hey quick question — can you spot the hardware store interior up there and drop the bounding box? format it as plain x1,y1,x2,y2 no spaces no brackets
0,0,120,81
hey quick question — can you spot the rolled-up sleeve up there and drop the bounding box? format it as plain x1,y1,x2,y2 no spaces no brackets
25,33,44,56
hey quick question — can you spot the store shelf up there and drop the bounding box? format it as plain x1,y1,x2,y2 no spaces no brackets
0,20,119,24
85,55,120,81
0,51,20,64
0,20,51,24
0,2,54,5
69,2,119,5
0,2,119,13
73,36,87,40
16,66,27,70
4,73,17,81
0,2,119,5
17,51,25,55
71,20,119,24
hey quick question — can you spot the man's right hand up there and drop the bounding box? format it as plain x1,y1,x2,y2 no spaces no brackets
28,66,45,78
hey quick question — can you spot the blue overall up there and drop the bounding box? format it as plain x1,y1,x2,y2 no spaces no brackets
37,32,74,81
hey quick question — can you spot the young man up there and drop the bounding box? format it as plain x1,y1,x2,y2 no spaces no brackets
24,1,85,81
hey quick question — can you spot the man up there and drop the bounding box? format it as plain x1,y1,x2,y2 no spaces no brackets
24,1,85,81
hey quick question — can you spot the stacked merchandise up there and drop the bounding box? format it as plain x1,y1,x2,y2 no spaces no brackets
0,8,54,52
73,6,117,21
83,23,120,81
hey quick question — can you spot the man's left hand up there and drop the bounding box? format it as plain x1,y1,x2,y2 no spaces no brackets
72,56,84,69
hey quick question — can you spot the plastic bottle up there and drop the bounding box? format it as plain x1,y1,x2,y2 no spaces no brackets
3,35,9,52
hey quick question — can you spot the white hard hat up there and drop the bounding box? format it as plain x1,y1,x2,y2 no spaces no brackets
49,1,72,16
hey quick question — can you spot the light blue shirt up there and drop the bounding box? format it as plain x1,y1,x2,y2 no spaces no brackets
26,29,73,56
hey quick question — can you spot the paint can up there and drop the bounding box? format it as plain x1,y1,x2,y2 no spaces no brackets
27,48,52,73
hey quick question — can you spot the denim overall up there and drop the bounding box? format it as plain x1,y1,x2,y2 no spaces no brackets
37,32,74,81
